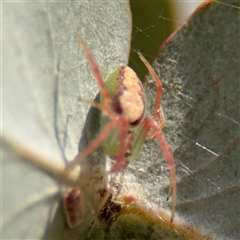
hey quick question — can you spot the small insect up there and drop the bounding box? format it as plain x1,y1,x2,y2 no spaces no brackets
65,35,176,222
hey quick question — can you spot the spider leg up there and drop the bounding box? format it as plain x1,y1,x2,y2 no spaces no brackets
138,53,166,140
109,115,130,173
106,115,130,200
77,34,111,108
145,117,176,222
100,159,128,216
96,115,132,214
65,115,119,172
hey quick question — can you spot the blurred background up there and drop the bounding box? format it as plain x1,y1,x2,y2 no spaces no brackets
129,0,204,79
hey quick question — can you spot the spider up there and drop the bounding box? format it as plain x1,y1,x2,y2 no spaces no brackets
65,35,176,224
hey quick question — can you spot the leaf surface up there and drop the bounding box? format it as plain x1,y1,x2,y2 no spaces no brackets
2,1,131,239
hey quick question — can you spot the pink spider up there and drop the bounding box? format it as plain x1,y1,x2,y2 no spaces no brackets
65,35,176,223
